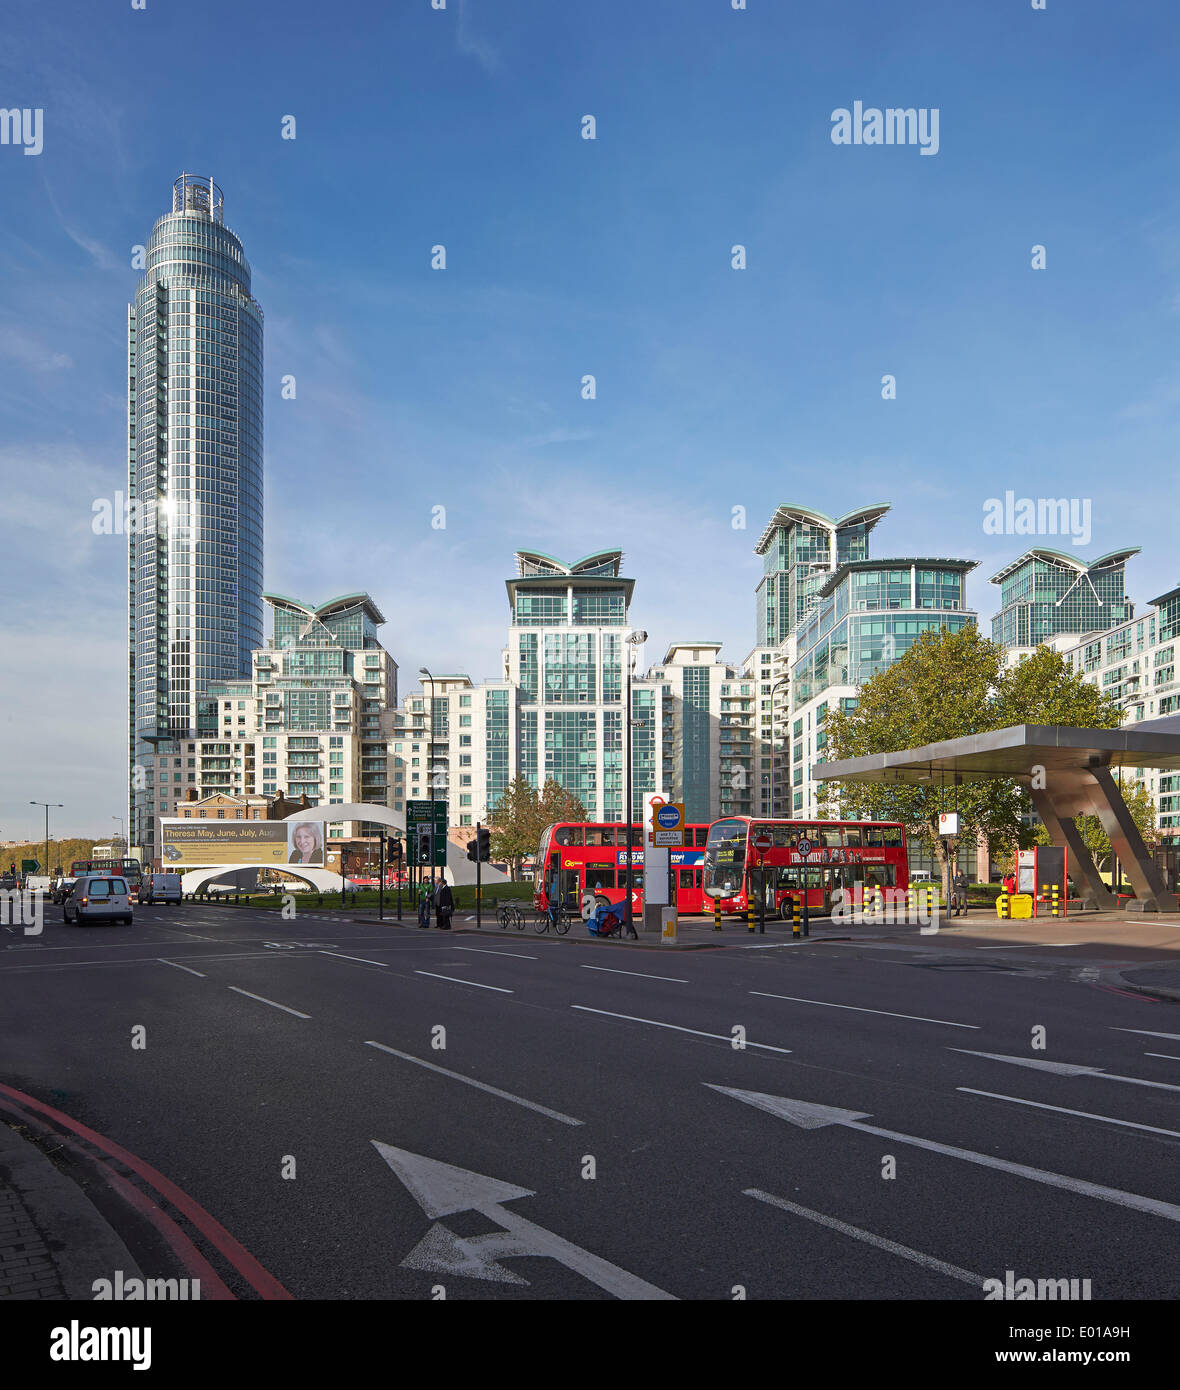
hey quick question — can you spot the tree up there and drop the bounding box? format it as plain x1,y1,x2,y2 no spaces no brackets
489,777,541,880
488,777,589,879
537,778,589,830
822,627,1123,899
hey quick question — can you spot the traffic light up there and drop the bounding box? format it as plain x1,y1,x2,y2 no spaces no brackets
416,825,433,865
387,836,403,865
476,826,491,862
466,838,478,863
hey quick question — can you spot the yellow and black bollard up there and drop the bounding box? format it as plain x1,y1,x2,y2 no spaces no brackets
713,898,722,933
998,890,1010,919
1050,884,1060,918
790,894,800,940
747,899,756,934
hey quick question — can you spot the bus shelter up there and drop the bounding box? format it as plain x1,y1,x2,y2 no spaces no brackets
815,722,1180,914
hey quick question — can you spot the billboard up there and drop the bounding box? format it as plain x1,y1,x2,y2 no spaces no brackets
160,821,329,867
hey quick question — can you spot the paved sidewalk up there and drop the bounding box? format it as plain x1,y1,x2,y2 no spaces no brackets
0,1116,141,1301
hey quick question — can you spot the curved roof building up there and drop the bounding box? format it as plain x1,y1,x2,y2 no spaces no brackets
989,547,1139,648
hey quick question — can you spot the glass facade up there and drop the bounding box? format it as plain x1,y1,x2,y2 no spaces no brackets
792,564,974,709
545,711,597,809
681,666,712,820
485,689,509,814
991,552,1135,648
130,175,263,851
755,508,880,646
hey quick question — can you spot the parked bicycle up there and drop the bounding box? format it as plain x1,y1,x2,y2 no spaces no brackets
497,901,526,931
533,900,571,935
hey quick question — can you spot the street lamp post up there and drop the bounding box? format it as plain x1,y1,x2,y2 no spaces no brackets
418,667,443,890
623,630,648,938
767,675,789,817
418,667,437,802
29,801,63,884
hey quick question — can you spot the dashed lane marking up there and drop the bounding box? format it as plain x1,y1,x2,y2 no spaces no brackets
365,1041,582,1125
226,986,311,1019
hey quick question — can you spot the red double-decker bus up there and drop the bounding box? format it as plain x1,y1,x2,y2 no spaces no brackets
702,817,908,919
534,822,712,917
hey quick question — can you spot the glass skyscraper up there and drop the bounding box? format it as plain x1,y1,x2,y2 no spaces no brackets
754,504,890,646
128,174,264,857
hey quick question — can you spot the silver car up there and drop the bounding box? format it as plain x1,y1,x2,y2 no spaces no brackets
64,876,133,926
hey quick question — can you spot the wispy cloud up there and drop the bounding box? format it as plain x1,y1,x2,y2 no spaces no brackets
0,325,72,371
41,174,122,272
457,0,501,75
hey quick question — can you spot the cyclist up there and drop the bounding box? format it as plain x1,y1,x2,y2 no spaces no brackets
546,874,563,930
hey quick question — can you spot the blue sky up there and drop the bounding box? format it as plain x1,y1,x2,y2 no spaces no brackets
2,0,1177,839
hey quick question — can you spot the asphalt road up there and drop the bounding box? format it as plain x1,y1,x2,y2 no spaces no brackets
3,903,1179,1301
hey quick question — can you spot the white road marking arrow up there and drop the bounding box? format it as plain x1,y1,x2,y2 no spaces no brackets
372,1142,676,1299
1112,1028,1180,1042
706,1086,1180,1224
950,1047,1180,1094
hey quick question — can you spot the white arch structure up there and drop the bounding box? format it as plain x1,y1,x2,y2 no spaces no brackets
283,803,509,887
180,863,345,894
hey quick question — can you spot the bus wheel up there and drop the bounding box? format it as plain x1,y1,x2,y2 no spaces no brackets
595,895,610,911
778,898,791,921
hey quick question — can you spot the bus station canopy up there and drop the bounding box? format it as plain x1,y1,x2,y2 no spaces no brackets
816,722,1180,787
816,721,1180,914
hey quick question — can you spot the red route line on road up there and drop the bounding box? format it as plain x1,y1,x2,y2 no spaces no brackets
0,1081,291,1300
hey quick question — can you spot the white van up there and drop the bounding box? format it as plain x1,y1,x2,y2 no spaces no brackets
141,872,183,905
64,876,133,926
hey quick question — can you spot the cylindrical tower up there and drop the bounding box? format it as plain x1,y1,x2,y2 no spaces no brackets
128,174,264,858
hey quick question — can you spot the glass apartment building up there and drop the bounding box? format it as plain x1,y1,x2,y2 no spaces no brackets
128,175,264,858
990,548,1137,649
754,504,890,647
504,549,656,822
788,559,977,816
142,593,398,857
1063,583,1180,844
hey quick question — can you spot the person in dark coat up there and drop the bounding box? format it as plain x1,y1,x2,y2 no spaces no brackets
435,877,454,930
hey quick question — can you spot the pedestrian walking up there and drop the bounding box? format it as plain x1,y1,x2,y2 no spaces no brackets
953,868,969,916
435,876,454,930
418,875,433,928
